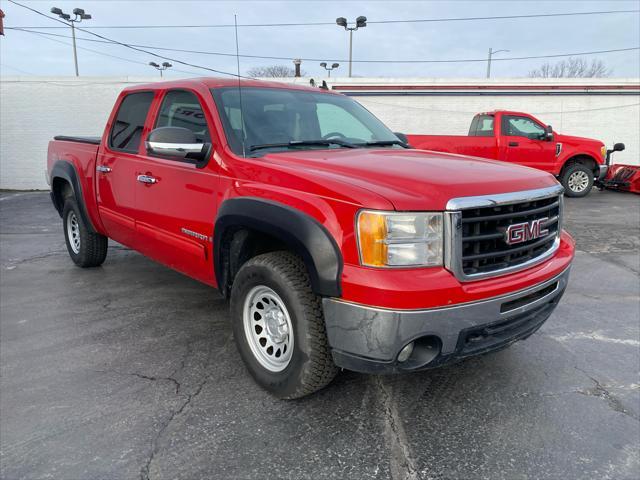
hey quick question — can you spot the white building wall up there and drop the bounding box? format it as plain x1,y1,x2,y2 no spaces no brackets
1,76,638,190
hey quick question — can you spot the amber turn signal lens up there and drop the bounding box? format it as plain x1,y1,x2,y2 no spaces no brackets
357,212,387,267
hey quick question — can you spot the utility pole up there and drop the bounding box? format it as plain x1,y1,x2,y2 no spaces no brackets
486,47,509,78
336,16,367,77
51,7,92,76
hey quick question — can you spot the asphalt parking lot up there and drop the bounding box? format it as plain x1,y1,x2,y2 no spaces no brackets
1,189,638,480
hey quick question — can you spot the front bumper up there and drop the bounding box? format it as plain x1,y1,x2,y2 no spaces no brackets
323,267,570,373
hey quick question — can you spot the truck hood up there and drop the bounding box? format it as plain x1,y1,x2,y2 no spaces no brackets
260,148,559,211
555,133,603,147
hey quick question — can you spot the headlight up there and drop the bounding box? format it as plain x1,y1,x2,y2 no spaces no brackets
601,146,607,159
356,211,443,267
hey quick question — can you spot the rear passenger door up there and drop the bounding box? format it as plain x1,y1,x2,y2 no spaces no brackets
96,91,155,248
132,89,219,284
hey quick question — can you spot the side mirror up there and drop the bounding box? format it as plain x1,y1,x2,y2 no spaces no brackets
394,132,409,145
544,125,554,141
612,142,625,152
146,127,210,163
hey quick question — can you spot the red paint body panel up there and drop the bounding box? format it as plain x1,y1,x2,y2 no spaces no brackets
408,110,605,176
47,79,575,310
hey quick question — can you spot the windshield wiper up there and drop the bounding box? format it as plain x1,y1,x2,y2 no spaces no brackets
249,139,358,152
362,140,410,148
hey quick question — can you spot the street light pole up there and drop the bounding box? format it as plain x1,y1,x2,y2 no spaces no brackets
336,16,367,77
486,47,509,78
70,21,78,76
51,7,91,76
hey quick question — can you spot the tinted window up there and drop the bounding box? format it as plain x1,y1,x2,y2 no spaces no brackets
503,115,545,140
211,87,399,155
155,90,211,143
469,114,494,137
109,92,154,152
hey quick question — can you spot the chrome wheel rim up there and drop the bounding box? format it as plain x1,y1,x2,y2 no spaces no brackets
568,170,589,193
243,285,294,372
67,211,81,254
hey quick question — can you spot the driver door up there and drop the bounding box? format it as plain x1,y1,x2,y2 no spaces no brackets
501,115,555,172
132,88,219,284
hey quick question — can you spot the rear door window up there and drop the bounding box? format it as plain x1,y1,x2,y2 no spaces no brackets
109,92,154,152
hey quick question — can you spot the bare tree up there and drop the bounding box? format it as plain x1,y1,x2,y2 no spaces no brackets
528,57,611,78
246,65,305,78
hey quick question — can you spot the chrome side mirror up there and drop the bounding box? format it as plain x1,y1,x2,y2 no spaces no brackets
146,126,210,163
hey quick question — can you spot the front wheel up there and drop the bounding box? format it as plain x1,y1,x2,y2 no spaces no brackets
62,198,108,267
230,252,338,399
561,164,594,197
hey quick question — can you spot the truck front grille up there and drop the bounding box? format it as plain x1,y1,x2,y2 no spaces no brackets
446,185,564,281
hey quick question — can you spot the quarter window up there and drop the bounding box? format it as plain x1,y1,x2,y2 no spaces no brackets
469,114,494,137
156,90,211,143
109,92,154,152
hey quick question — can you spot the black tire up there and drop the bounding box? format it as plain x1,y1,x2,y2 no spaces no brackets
561,163,594,197
62,198,108,267
230,251,338,399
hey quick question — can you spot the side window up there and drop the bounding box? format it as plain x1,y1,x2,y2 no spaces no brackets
469,115,494,137
155,90,211,143
503,115,545,140
316,103,372,142
109,92,154,152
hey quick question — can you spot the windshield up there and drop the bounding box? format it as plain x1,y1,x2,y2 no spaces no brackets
211,87,401,155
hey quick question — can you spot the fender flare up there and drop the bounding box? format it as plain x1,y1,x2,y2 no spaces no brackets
214,198,343,297
50,160,97,232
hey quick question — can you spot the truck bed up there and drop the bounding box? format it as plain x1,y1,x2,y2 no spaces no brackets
407,134,498,160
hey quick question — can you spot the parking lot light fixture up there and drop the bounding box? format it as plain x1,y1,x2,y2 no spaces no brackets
149,61,172,78
50,6,91,76
335,15,367,77
320,62,340,78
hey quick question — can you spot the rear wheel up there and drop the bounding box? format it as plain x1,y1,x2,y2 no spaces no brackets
62,198,108,267
561,163,594,197
230,251,338,399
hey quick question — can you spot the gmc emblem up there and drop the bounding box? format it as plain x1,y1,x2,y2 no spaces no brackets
504,218,549,245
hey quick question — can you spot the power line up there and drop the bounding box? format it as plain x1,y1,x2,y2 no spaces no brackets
6,0,246,78
8,9,640,29
12,28,203,76
7,27,640,64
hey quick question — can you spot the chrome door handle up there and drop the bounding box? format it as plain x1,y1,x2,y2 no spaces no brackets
137,174,158,184
96,165,112,173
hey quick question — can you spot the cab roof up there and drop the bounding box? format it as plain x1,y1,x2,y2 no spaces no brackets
124,77,339,94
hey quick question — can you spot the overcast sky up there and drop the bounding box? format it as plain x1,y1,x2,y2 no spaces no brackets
1,0,639,78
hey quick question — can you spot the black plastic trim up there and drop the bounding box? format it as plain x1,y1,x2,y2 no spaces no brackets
50,160,97,232
214,198,343,297
53,135,101,145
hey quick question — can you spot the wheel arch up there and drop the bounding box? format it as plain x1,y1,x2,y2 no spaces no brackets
214,198,343,298
50,161,97,232
560,154,599,176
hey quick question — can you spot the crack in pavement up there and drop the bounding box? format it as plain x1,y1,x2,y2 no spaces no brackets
374,377,419,480
139,378,208,480
574,366,639,422
92,369,182,395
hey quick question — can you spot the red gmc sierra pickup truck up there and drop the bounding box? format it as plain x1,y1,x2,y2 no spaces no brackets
408,110,617,197
47,79,574,398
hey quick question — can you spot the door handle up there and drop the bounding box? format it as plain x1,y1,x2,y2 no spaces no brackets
137,174,158,185
508,141,519,147
96,165,112,173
